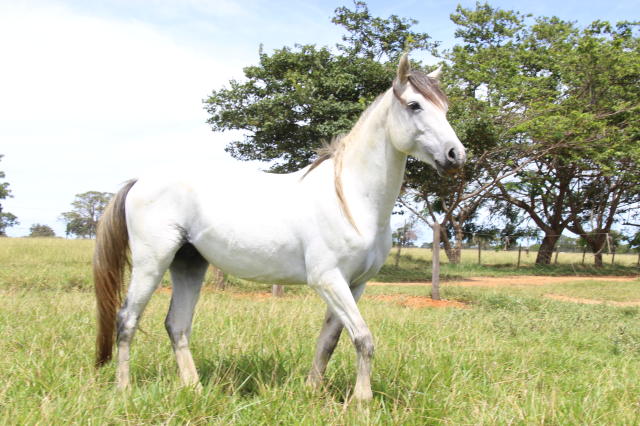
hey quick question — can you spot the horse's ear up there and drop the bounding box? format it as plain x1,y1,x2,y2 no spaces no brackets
428,65,442,80
397,53,411,84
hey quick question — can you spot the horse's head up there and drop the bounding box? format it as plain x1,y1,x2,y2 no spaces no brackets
387,54,466,175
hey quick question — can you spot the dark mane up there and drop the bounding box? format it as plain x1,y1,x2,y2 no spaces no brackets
393,70,448,110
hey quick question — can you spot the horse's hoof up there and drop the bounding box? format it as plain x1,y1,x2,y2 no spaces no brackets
353,388,373,402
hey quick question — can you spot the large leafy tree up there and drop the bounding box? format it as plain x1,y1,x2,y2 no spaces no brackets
205,1,436,173
0,155,19,236
60,191,113,239
446,3,640,265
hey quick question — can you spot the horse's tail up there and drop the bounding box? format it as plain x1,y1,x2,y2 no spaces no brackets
93,179,137,367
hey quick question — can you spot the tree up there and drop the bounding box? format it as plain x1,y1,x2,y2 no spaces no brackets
204,2,435,173
392,216,418,267
60,191,113,238
0,154,19,236
28,224,56,238
332,0,437,61
446,3,640,266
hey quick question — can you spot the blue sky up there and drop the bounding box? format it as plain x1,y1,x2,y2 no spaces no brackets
1,0,638,237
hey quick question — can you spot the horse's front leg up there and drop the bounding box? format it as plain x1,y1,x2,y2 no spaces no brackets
307,282,367,389
310,275,373,401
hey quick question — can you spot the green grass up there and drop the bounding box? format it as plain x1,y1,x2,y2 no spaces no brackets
2,238,640,424
2,238,637,290
375,247,639,282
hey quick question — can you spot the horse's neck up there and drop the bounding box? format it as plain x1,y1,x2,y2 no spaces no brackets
340,92,407,231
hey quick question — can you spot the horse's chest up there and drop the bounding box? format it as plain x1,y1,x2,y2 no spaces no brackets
341,235,391,284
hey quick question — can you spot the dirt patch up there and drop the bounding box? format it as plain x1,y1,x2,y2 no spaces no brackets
369,294,467,309
544,293,640,307
369,275,638,288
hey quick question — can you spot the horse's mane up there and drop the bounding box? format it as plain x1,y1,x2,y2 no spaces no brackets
301,133,358,231
393,69,448,110
301,69,447,232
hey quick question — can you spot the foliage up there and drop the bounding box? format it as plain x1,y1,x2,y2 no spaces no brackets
60,191,113,239
392,220,418,248
446,3,640,266
28,223,56,238
332,0,437,61
0,154,18,236
205,2,433,173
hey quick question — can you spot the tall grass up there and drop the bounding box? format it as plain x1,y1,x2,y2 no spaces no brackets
3,288,640,423
2,237,640,423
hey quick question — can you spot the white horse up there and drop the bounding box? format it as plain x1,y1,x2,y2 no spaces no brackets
93,54,465,401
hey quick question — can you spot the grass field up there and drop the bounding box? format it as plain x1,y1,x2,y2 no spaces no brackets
2,238,640,424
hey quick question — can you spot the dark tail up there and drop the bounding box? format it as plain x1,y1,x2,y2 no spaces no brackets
93,180,137,367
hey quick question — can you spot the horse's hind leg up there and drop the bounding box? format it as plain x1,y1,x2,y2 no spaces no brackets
165,243,208,389
116,236,179,389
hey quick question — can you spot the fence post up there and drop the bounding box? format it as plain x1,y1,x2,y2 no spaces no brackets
431,223,441,300
582,246,587,265
272,285,284,297
517,245,522,269
477,240,481,265
554,247,559,265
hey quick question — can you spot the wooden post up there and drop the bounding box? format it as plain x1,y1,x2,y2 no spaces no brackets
554,248,559,265
582,246,587,265
477,240,481,265
431,223,441,300
611,247,616,265
272,285,284,297
517,245,522,269
212,266,226,290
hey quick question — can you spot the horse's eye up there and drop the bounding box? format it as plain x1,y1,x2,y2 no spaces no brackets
407,101,422,111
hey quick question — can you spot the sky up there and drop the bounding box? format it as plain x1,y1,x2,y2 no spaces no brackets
1,0,638,238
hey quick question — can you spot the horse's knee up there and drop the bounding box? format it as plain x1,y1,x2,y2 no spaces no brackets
353,332,374,359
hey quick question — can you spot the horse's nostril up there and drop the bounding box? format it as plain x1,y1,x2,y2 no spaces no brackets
448,148,456,161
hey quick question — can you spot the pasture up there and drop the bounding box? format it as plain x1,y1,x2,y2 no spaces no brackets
2,238,640,424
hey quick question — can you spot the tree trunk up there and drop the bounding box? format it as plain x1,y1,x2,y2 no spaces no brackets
594,252,603,268
441,225,462,264
443,245,460,264
584,235,606,268
536,234,560,265
394,244,402,267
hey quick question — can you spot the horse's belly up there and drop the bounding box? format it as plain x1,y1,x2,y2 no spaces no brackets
190,224,308,285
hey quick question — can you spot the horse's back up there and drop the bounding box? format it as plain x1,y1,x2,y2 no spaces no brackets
125,166,313,284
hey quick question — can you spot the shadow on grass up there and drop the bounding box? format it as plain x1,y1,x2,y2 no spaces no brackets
195,353,360,403
197,353,296,397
